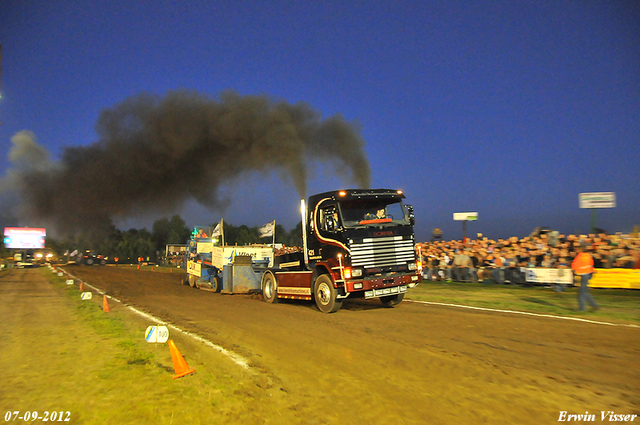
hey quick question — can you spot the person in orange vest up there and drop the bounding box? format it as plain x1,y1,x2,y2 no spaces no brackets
571,245,599,312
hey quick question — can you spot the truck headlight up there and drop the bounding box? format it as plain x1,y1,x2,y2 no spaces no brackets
352,268,363,277
408,262,417,271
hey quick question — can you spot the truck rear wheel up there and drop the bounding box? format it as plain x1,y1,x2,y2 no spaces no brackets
211,276,222,293
380,293,405,307
314,274,342,313
261,272,278,304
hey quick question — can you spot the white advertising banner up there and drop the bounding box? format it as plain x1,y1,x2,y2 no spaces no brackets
525,268,574,284
579,192,616,209
453,212,478,221
211,246,274,269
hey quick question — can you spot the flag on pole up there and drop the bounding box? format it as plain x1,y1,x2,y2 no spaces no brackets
211,220,222,237
70,249,78,257
259,220,275,238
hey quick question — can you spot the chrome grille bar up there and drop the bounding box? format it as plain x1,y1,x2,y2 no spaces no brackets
350,236,415,268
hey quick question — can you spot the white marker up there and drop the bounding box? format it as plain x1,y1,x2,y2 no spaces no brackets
81,292,92,300
145,325,169,343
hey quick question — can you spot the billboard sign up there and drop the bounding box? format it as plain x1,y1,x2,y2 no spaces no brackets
579,192,616,209
453,212,478,221
3,227,46,249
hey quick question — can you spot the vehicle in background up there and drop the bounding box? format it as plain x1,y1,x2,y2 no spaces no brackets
76,250,107,266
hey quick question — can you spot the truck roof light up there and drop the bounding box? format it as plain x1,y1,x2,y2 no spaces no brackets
397,190,403,195
338,191,347,197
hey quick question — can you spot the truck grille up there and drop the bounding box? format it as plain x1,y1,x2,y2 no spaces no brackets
350,236,415,268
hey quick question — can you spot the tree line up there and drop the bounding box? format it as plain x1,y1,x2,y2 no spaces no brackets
40,216,303,263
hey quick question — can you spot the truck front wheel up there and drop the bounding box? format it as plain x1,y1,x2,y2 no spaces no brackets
314,274,342,313
188,274,197,288
262,272,278,304
380,293,405,307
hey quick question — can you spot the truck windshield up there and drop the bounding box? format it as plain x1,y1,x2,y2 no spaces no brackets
339,200,409,228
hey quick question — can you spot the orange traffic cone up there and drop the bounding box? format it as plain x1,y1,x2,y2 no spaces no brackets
79,281,84,291
168,340,195,379
103,295,111,312
137,264,140,270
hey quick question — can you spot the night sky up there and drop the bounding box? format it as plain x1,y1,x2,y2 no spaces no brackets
1,1,638,242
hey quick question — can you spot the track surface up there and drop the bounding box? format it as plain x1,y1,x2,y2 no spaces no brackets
67,266,639,423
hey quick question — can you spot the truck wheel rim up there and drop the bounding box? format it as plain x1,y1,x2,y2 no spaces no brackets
317,282,330,305
265,280,273,298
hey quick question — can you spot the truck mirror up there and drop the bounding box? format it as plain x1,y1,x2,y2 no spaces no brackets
406,204,415,226
325,216,337,232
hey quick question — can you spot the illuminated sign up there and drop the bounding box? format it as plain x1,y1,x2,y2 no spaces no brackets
3,227,47,249
453,212,478,221
579,192,616,209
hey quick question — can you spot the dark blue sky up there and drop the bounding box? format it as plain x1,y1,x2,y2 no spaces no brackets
1,1,639,241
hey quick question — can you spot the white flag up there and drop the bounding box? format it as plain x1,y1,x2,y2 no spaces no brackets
211,220,222,237
70,249,78,257
259,220,275,238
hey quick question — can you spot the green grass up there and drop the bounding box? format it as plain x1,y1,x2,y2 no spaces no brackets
0,268,296,424
409,280,640,325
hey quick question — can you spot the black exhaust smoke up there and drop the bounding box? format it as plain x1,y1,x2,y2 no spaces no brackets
11,90,371,234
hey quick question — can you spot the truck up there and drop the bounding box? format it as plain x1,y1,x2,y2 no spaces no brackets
184,189,422,313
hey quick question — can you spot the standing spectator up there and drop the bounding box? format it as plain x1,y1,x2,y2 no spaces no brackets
506,251,521,284
491,250,505,284
633,250,640,269
431,255,440,280
445,252,454,281
555,256,570,292
469,251,479,283
571,246,599,312
453,250,471,282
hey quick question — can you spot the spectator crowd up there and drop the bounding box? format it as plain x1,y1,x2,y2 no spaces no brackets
416,232,640,284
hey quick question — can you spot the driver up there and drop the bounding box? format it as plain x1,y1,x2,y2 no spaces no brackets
365,208,387,220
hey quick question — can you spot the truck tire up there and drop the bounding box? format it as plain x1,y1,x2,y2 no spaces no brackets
211,276,222,293
261,272,278,304
99,259,106,266
188,274,197,288
380,293,405,307
86,258,94,266
314,274,342,313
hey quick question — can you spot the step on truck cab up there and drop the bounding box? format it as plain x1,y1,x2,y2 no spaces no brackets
262,189,422,313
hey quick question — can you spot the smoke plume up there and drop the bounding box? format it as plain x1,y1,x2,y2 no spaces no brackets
8,90,371,234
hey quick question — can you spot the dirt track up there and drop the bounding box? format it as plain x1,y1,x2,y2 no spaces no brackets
66,266,639,424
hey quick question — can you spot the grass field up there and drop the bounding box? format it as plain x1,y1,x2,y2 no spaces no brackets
410,280,640,325
1,268,292,424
